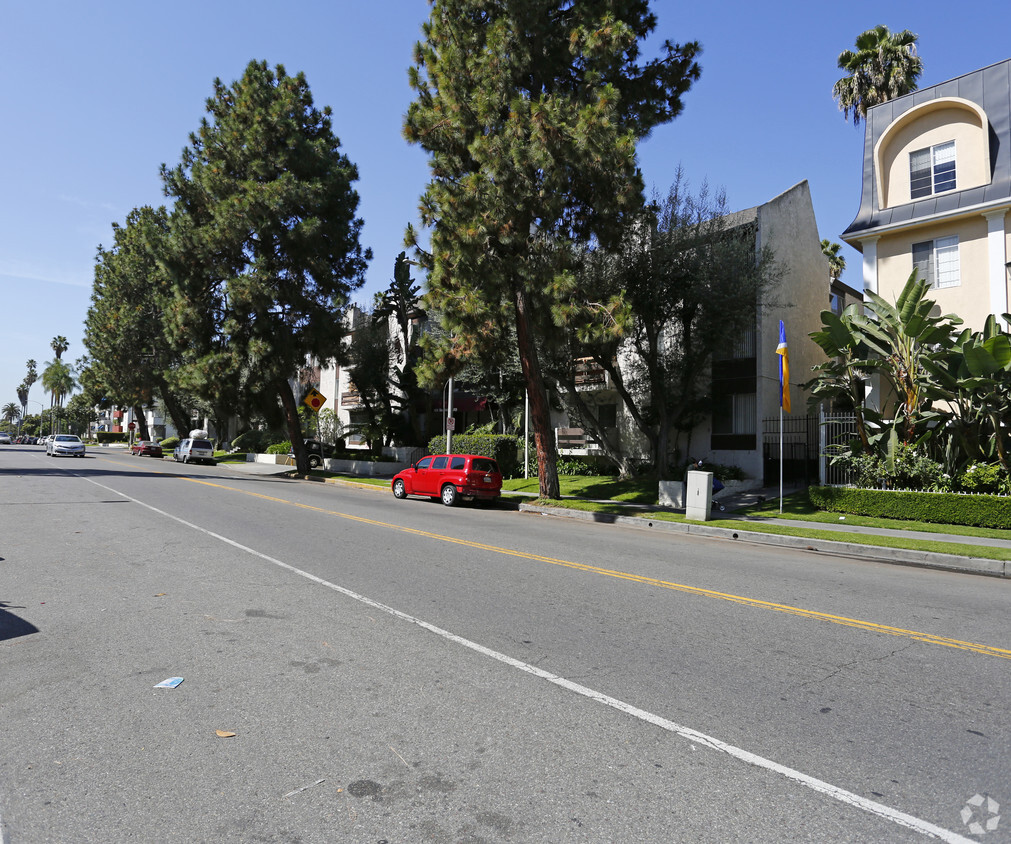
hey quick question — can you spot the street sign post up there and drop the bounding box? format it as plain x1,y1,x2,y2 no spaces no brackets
303,388,326,413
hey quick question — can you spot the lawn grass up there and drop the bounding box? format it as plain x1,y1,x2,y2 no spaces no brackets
502,474,658,503
524,497,1011,562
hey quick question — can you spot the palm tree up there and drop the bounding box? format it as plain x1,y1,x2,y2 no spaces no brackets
833,25,923,126
41,359,77,434
2,402,20,428
51,336,69,360
821,239,847,282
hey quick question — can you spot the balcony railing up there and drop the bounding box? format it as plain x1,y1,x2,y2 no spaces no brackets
574,357,608,389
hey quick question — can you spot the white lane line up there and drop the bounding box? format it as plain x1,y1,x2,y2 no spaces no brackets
82,476,973,843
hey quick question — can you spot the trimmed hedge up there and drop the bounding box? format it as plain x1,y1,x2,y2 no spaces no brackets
809,485,1011,530
96,432,129,443
427,434,520,478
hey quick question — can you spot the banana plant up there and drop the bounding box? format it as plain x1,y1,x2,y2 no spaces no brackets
853,273,961,446
805,302,883,454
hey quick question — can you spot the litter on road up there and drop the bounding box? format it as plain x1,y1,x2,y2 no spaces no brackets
153,677,184,689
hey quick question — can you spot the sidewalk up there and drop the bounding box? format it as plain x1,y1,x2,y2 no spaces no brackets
517,481,1010,578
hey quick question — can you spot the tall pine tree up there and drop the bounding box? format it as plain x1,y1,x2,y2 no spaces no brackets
405,0,701,497
161,60,370,472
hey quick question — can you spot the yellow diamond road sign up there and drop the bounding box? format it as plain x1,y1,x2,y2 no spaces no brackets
303,388,326,412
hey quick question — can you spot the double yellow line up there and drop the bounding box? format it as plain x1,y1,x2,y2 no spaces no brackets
178,473,1011,661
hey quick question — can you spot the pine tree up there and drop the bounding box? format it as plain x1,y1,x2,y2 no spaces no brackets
160,61,370,472
405,1,701,497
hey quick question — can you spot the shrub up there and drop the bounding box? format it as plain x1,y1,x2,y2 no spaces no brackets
427,434,520,477
809,485,1011,530
96,432,129,444
266,441,292,455
679,460,745,482
954,463,1010,495
232,429,269,454
160,436,180,449
525,453,616,477
834,445,944,491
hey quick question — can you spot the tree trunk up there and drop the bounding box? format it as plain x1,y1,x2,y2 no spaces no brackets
278,379,309,474
514,286,559,498
132,406,151,441
155,377,192,440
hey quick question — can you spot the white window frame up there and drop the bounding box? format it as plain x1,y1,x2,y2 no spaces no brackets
910,141,956,200
912,236,960,289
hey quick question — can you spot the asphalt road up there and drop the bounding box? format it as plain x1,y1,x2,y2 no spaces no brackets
2,445,1009,843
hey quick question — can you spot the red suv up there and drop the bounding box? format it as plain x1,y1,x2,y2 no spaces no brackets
391,454,503,506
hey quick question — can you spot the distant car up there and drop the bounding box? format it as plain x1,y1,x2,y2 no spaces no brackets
131,440,163,458
47,434,86,458
0,433,11,445
391,453,502,506
173,438,215,465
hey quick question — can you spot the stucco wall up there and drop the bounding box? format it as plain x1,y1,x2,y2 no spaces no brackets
878,104,989,209
876,215,993,329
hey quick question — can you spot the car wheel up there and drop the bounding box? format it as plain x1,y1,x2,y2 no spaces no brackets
182,454,189,464
308,455,322,469
392,479,407,499
440,484,458,507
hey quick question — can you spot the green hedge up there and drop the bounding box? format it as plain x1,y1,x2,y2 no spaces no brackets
96,432,129,443
427,434,520,478
160,436,180,449
809,486,1011,530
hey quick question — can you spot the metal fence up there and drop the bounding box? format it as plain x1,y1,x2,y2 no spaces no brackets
819,411,859,486
761,414,819,486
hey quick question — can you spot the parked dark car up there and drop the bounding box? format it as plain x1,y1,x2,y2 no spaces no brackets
391,454,502,506
131,440,163,458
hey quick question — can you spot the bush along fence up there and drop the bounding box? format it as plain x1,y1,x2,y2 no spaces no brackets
427,434,520,478
809,486,1011,530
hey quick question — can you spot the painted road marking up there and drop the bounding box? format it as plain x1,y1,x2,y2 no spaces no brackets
73,473,975,843
169,474,1011,662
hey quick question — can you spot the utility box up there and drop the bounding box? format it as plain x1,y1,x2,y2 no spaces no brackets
685,470,713,521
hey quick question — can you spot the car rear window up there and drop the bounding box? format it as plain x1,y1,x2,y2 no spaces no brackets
449,456,466,470
192,439,213,449
431,456,448,470
471,458,497,473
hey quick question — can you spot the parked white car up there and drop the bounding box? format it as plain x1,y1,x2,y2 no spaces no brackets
0,432,11,445
47,434,86,457
173,438,215,465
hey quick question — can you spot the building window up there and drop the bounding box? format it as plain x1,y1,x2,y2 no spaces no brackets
711,391,757,450
597,403,617,429
912,236,960,289
910,141,956,199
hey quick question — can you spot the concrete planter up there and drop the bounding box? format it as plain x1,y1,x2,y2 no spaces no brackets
322,458,408,476
246,453,294,465
245,452,407,476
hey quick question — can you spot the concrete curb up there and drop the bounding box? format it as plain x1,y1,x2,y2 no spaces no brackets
518,503,1008,578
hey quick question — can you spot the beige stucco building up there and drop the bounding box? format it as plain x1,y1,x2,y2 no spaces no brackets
842,59,1011,329
554,180,829,484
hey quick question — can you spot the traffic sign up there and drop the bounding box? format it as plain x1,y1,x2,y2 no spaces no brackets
128,422,136,431
303,388,327,413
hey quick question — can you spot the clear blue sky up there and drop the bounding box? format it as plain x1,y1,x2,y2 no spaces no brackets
2,0,1008,414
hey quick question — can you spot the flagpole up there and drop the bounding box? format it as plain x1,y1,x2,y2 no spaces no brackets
779,404,784,514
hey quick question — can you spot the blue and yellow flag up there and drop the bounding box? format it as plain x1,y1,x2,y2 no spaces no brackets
777,320,791,413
